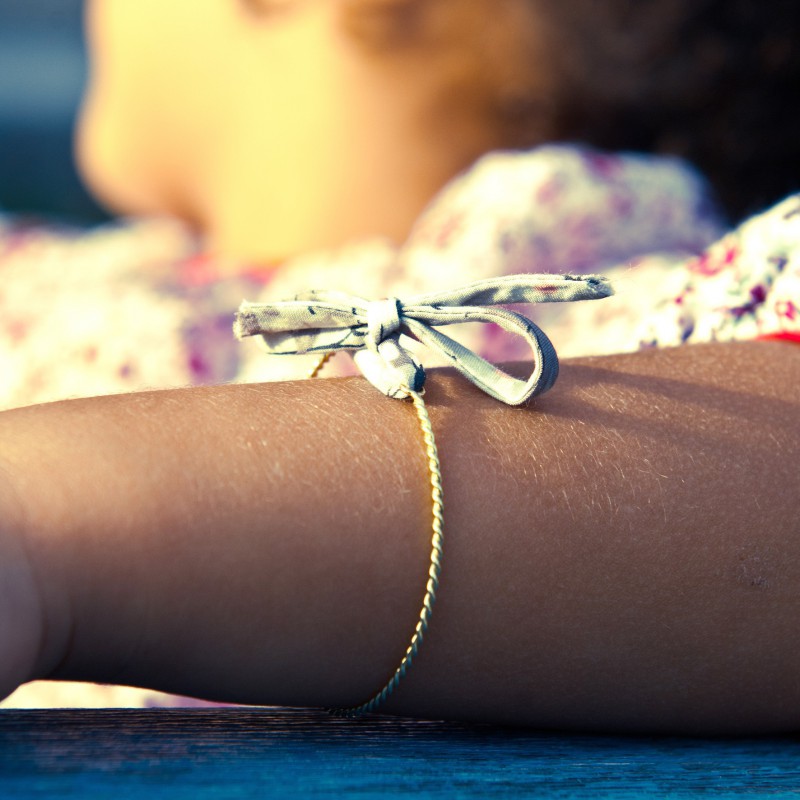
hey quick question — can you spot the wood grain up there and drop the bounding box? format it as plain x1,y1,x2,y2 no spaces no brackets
1,708,799,798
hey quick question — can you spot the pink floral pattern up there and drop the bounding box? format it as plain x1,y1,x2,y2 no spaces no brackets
0,219,277,410
637,194,800,348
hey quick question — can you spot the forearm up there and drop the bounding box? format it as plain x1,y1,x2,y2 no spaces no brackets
2,341,798,733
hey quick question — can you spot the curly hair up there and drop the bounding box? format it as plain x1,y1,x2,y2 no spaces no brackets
341,0,800,220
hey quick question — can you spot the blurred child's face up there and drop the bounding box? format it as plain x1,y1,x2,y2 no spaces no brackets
78,1,360,230
76,0,451,259
77,0,241,222
75,0,533,262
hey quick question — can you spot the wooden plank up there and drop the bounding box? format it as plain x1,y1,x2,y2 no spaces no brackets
1,708,799,798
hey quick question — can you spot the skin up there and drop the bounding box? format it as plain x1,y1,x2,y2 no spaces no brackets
2,341,799,734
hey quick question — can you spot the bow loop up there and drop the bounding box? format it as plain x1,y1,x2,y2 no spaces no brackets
234,273,613,404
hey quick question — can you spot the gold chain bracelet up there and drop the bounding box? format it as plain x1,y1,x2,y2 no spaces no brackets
234,274,614,715
308,353,444,717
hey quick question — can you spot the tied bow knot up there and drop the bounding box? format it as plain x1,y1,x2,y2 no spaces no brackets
234,273,614,405
367,297,402,354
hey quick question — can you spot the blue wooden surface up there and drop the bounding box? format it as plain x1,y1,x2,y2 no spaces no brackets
1,709,799,798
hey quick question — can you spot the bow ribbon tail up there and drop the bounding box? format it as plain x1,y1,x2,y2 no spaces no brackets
403,311,557,405
233,299,369,355
410,273,614,309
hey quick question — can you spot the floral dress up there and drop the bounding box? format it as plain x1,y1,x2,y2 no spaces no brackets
1,144,797,708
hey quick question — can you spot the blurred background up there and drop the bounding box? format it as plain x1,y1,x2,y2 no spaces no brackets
0,0,106,222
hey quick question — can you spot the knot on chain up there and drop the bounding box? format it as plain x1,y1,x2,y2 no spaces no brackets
366,297,402,353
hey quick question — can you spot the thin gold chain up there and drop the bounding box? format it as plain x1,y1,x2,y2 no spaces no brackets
308,353,444,716
307,352,335,379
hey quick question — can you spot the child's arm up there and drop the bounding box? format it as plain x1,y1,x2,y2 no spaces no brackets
1,341,798,734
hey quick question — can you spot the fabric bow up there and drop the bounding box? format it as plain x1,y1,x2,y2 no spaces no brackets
234,273,613,405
